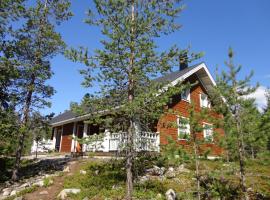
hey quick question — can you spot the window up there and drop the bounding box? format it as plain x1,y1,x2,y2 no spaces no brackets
200,93,210,108
203,123,213,142
181,89,190,102
177,117,190,140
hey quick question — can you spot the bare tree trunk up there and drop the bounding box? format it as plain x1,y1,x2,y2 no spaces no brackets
236,118,248,200
126,1,135,199
193,141,201,200
12,75,35,181
126,120,134,200
251,146,255,160
35,140,38,159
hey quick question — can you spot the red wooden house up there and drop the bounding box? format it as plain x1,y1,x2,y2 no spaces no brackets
50,62,224,155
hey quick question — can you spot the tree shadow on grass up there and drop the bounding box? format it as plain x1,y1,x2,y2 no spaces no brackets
0,157,72,184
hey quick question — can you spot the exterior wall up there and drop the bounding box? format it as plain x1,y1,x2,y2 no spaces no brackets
158,74,224,155
60,122,74,152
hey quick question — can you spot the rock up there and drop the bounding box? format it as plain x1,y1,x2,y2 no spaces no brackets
94,170,99,175
10,190,17,196
138,175,149,183
145,166,165,176
156,193,162,199
176,164,190,173
14,196,23,200
33,180,44,187
2,189,11,196
165,189,176,200
82,197,89,200
40,190,49,195
112,185,121,190
2,188,10,192
57,188,81,200
63,166,70,172
165,168,176,179
19,182,29,189
80,170,87,175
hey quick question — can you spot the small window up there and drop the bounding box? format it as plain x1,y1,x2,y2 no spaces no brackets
177,117,190,140
181,89,190,102
203,123,213,142
200,93,210,108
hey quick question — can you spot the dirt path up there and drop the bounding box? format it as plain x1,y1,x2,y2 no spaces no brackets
23,160,84,200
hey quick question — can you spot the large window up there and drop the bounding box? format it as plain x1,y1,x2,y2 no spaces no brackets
203,123,213,142
181,89,190,102
200,93,210,108
177,117,190,140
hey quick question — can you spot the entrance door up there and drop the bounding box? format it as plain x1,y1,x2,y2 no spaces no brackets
76,125,84,152
55,128,62,151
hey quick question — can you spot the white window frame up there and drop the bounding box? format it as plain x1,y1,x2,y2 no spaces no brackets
177,116,190,140
203,123,213,142
200,93,210,108
181,89,190,102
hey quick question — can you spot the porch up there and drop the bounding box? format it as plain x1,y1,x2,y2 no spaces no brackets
52,122,160,153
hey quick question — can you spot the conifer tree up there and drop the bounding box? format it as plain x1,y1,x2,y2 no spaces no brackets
66,1,201,198
11,0,72,181
214,48,258,199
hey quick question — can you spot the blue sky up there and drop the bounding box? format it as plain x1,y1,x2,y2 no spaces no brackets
43,0,270,115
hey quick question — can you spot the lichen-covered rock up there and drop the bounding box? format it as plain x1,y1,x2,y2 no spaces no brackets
40,190,49,195
63,166,70,172
145,165,165,176
80,170,87,175
10,190,17,196
165,189,176,200
57,188,81,200
2,189,11,196
165,167,176,179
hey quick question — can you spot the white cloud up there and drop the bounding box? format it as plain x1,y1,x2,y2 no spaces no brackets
247,86,267,111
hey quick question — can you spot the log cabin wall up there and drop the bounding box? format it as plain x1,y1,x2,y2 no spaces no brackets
158,74,224,155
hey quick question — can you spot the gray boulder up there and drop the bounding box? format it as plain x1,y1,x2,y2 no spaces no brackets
57,188,81,200
165,189,176,200
165,167,176,179
145,165,165,176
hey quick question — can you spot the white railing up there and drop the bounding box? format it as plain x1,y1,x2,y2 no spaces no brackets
84,131,160,153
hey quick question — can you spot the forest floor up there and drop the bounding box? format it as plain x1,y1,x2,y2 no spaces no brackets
2,155,270,200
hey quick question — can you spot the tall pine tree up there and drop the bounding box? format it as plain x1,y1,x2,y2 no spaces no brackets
66,0,201,198
11,0,72,181
214,48,258,199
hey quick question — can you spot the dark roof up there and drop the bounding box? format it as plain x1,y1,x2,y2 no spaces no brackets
51,63,203,125
153,63,202,83
50,110,76,124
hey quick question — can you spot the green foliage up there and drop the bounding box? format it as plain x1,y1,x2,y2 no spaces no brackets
43,177,53,187
159,137,191,167
200,175,241,199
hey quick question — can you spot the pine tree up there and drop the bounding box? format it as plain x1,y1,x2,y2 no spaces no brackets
214,48,258,199
260,89,270,151
66,1,201,198
0,0,26,156
11,0,72,181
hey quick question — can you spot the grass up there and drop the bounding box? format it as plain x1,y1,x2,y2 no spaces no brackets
62,156,270,200
4,185,38,200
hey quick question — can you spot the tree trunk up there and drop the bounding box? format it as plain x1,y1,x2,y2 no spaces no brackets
251,146,255,160
35,140,38,159
193,141,201,200
236,119,248,200
126,120,134,200
126,1,135,199
12,75,35,181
